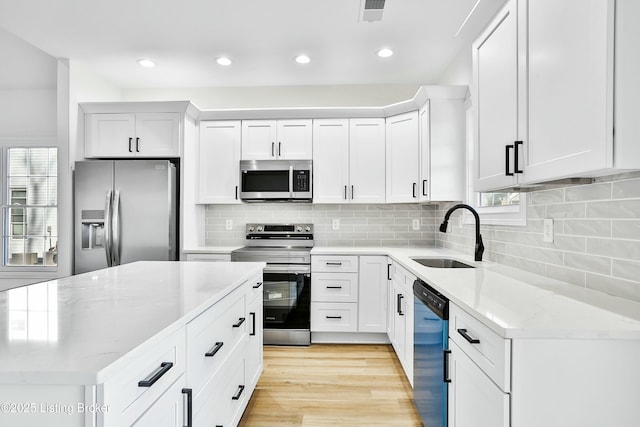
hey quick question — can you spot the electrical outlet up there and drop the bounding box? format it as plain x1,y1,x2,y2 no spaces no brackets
332,219,340,230
543,218,554,243
225,219,233,230
412,219,420,231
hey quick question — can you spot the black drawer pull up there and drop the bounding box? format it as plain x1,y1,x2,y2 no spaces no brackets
182,388,193,427
128,137,133,153
253,282,263,289
514,140,523,174
387,263,391,280
205,341,224,357
326,262,342,266
231,385,245,400
250,312,256,336
397,294,404,316
135,137,140,152
326,286,343,289
138,362,173,387
326,315,342,319
233,317,246,328
505,144,514,176
458,328,480,344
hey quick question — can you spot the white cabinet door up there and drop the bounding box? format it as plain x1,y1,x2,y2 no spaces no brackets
312,119,350,203
246,283,263,394
350,118,386,203
197,121,241,204
135,113,180,157
358,256,388,333
277,119,313,159
448,340,510,427
521,0,613,183
86,113,136,158
472,0,519,192
386,111,419,203
241,120,277,159
132,377,185,427
391,279,407,363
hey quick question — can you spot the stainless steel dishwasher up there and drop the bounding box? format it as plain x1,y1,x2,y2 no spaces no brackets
413,278,449,427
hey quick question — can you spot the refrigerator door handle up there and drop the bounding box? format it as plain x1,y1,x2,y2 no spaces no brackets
104,190,113,267
112,190,121,266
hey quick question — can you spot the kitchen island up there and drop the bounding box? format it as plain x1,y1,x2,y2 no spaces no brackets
0,261,265,426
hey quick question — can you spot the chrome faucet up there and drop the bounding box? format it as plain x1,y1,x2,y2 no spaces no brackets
439,204,484,262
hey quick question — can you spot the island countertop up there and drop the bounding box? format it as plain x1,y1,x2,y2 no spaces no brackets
0,261,265,385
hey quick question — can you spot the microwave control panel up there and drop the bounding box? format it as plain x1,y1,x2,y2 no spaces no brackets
294,170,310,191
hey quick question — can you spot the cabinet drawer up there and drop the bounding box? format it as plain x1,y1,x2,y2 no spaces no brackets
193,342,247,427
184,253,231,262
312,273,358,302
311,302,358,332
449,304,511,392
186,285,247,396
103,327,186,425
312,255,358,273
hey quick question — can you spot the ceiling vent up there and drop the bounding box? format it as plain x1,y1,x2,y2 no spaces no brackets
360,0,386,22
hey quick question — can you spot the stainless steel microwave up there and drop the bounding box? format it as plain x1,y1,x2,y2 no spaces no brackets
239,160,312,201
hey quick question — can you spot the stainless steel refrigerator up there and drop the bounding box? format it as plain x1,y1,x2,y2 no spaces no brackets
74,160,177,274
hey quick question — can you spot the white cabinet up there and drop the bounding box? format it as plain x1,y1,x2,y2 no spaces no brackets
241,119,312,160
86,112,180,158
246,276,264,396
358,256,388,333
132,376,186,427
183,253,231,262
388,261,415,385
386,111,419,203
473,0,639,192
312,118,385,204
418,95,465,202
197,121,241,204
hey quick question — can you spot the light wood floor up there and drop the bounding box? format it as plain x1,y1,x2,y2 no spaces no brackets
239,344,424,427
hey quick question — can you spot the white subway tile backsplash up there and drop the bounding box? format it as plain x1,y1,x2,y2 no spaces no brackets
564,182,611,202
564,253,611,275
586,199,640,218
612,178,640,199
563,219,611,237
546,202,586,219
612,259,640,283
587,238,640,261
586,273,640,302
612,220,640,240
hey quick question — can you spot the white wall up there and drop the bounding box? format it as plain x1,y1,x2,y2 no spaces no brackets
122,84,420,109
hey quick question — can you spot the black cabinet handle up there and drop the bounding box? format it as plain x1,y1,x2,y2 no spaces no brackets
514,140,523,173
205,341,224,357
250,312,256,336
457,328,480,344
253,281,263,289
128,137,133,153
182,388,193,427
326,316,342,319
235,185,238,200
344,185,347,200
422,179,428,196
505,144,514,176
412,182,417,198
326,262,342,266
351,185,354,199
443,350,452,383
231,385,245,400
326,286,343,289
233,317,246,328
278,142,282,156
387,264,392,280
135,137,140,152
397,294,404,316
271,142,275,157
138,362,173,387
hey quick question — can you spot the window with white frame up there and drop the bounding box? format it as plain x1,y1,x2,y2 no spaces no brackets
464,103,526,226
2,147,58,267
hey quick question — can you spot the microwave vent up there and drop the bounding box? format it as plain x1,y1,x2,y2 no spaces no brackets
361,0,385,22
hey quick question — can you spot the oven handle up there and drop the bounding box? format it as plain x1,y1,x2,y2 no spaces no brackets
263,265,311,275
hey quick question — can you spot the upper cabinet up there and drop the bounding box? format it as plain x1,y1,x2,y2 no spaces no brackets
197,121,241,204
473,0,640,192
86,112,181,158
386,111,419,203
313,118,386,204
241,119,312,160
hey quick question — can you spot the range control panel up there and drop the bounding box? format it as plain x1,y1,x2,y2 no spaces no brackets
246,223,313,234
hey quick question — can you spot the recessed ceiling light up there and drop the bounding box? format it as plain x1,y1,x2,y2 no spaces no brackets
377,48,394,58
137,58,156,68
295,55,311,64
217,57,232,66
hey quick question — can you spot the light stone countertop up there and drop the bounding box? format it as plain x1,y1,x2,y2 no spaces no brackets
311,246,640,340
0,261,265,385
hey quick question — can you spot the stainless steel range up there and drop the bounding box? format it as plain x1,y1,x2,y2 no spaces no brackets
231,223,313,346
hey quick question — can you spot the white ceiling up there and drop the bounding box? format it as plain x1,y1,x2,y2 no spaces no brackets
0,0,505,89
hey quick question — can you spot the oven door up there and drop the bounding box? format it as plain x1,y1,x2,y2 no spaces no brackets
263,265,310,330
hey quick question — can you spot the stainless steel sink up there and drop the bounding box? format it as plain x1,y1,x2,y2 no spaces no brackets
412,258,475,268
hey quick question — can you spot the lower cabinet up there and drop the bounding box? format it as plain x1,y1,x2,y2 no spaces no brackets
132,376,187,427
388,261,415,385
